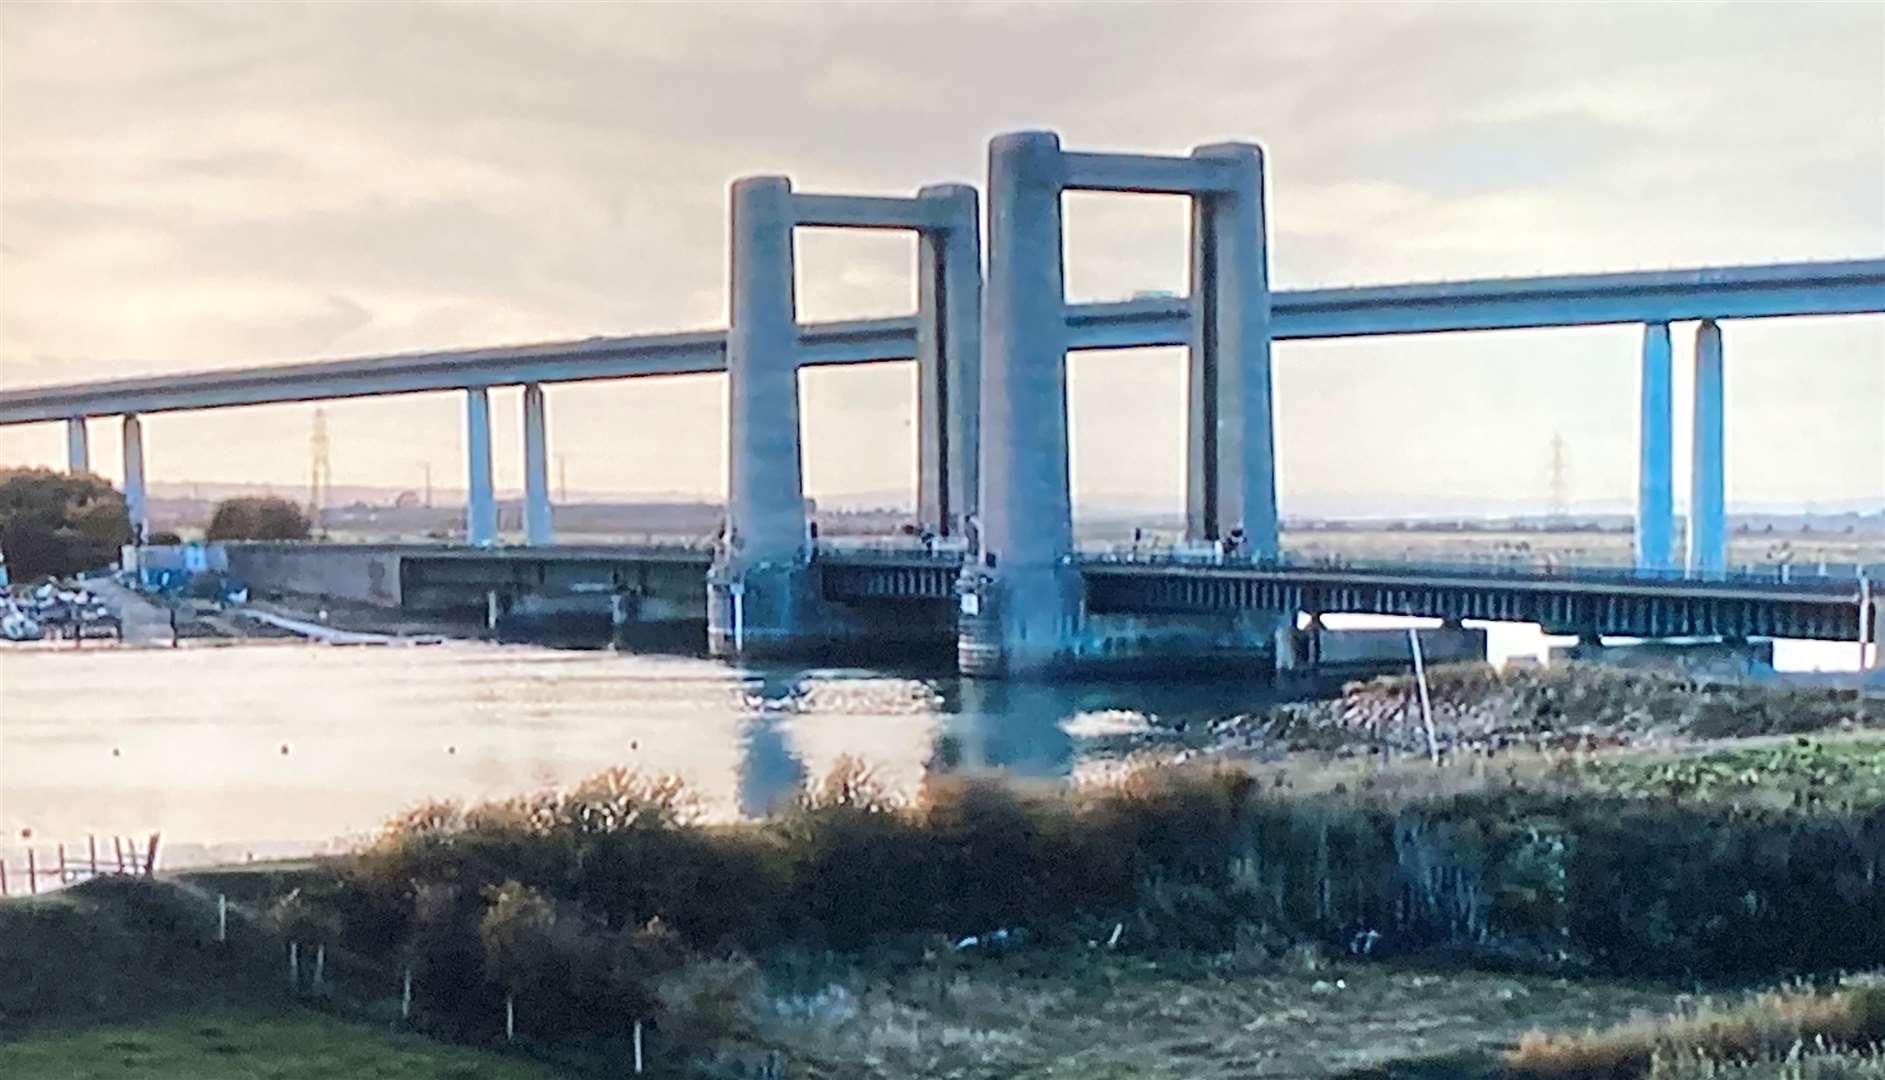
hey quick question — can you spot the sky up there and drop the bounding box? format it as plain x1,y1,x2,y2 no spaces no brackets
1,1,1881,517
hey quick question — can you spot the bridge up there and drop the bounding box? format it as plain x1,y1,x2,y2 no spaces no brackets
216,539,1870,671
5,130,1881,677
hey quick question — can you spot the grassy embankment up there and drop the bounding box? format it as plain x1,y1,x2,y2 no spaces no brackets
5,665,1884,1078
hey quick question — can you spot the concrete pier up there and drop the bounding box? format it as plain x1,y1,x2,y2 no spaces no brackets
1186,143,1279,555
961,131,1083,677
709,177,980,661
961,132,1283,678
522,382,553,546
1688,319,1726,574
710,176,813,659
1635,322,1674,570
65,418,89,475
121,413,147,541
916,183,983,537
464,387,497,547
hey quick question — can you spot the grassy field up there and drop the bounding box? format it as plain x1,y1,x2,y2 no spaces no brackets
0,1010,571,1080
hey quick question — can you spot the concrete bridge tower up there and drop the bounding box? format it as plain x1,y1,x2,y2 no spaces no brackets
708,176,982,660
958,130,1282,678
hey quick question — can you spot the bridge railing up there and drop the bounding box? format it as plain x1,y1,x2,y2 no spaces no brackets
1078,545,1870,595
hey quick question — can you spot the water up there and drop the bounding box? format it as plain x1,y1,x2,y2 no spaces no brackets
0,642,1287,869
0,622,1862,873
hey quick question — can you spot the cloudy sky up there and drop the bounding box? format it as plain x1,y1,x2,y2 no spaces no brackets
1,1,1880,516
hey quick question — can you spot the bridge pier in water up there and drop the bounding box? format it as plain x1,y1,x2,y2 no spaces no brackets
708,175,981,662
961,131,1285,679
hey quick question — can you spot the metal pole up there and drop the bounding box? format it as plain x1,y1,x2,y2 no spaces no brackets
1408,627,1439,764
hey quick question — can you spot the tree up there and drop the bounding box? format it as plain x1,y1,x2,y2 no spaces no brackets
206,496,311,541
0,467,133,580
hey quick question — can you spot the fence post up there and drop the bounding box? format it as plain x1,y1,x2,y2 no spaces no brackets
0,858,8,897
26,849,37,895
89,835,98,878
217,894,228,943
57,843,67,885
114,836,125,873
144,833,160,876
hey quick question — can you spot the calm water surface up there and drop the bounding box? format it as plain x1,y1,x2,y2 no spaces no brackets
0,621,1858,870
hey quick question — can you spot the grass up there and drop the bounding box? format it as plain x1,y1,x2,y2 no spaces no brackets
1569,735,1885,813
1506,979,1885,1079
0,1010,573,1079
741,951,1682,1079
4,874,1882,1079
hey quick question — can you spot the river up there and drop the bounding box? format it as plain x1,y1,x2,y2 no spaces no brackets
0,621,1864,873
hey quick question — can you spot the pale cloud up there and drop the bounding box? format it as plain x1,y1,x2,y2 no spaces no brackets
0,0,1879,515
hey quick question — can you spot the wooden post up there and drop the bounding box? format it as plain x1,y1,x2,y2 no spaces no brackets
144,833,160,876
26,849,37,895
0,858,9,897
56,844,67,885
114,836,125,873
88,835,98,878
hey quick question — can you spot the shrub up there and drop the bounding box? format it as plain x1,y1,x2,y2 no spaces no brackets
206,496,310,541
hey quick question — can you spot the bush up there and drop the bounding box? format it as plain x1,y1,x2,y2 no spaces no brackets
0,467,132,578
206,496,311,541
313,754,1885,1055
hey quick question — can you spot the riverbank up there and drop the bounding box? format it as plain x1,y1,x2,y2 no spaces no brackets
6,662,1885,1076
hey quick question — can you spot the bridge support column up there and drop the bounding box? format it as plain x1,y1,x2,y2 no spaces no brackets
1635,322,1674,571
1687,320,1726,574
521,383,553,546
1185,143,1278,556
960,132,1282,678
710,176,817,660
464,387,497,547
959,131,1083,678
121,414,147,542
916,183,983,538
66,418,90,475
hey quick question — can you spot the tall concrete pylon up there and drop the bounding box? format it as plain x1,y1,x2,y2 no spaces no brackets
464,387,497,547
1635,321,1674,571
711,175,983,659
1688,320,1726,574
965,130,1281,677
65,417,89,475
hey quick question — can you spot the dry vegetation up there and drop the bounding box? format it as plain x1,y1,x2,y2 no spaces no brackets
1508,980,1885,1079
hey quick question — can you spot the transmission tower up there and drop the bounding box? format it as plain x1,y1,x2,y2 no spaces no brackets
309,408,333,528
1546,431,1569,523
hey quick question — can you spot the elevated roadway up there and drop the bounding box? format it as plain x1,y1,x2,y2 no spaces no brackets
3,259,1880,424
